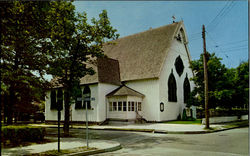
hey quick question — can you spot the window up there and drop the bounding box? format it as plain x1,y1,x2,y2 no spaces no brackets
128,102,131,111
184,76,191,103
118,102,122,111
83,86,91,109
175,56,184,77
75,87,82,109
50,90,57,110
113,102,117,111
138,102,141,111
131,102,135,111
57,89,63,110
109,102,112,111
123,101,127,111
168,73,177,102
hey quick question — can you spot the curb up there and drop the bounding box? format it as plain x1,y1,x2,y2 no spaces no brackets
35,123,248,135
63,143,122,156
86,124,248,135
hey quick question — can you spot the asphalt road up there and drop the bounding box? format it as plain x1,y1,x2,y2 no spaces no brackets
46,127,249,156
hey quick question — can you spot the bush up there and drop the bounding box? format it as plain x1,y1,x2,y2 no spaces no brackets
2,126,46,145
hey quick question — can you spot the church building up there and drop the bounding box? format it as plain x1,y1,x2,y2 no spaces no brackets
45,21,196,123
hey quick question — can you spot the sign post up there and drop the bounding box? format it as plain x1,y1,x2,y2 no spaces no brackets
85,100,89,149
57,107,61,152
81,94,95,149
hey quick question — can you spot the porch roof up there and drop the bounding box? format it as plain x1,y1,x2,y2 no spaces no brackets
106,85,145,98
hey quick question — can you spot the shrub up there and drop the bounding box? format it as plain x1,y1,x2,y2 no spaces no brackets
2,126,46,145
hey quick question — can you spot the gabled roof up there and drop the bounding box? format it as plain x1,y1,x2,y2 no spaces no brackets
102,21,182,81
106,85,145,98
78,21,185,85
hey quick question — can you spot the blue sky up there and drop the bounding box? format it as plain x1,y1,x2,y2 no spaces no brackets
74,1,248,68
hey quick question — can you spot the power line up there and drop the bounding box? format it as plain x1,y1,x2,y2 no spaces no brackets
205,31,234,67
215,39,247,47
210,2,236,32
207,1,236,32
219,47,248,53
207,1,231,29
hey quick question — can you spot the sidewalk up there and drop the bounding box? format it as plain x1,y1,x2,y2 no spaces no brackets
2,138,121,156
3,121,247,155
30,120,248,134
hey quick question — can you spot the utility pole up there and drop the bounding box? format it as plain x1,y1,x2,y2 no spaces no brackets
202,25,209,129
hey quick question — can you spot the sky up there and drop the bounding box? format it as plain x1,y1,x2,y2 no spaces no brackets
73,0,248,68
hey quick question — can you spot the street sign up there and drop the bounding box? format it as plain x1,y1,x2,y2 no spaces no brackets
77,97,95,101
84,97,95,101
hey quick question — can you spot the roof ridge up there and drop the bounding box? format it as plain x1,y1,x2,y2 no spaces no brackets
110,22,180,43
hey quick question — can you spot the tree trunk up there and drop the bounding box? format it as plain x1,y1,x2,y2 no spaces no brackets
7,87,14,125
3,94,8,124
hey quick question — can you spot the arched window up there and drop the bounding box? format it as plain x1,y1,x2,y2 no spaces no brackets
75,86,83,109
83,86,91,109
57,88,63,110
168,73,177,102
183,76,191,103
50,90,56,110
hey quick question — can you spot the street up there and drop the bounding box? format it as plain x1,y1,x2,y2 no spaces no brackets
46,127,249,156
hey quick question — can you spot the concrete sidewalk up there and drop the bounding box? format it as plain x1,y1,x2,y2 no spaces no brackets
30,121,248,134
2,138,121,156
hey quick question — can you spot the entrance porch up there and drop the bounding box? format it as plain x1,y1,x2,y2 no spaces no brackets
106,85,144,121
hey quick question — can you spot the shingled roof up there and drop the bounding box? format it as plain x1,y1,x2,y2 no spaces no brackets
79,21,183,84
103,21,182,81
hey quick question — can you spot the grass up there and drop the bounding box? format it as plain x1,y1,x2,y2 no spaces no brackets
164,119,202,125
26,146,97,156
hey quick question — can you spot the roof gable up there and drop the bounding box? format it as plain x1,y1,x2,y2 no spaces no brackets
103,22,182,81
106,85,145,98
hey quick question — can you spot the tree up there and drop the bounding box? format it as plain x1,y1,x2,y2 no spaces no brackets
47,1,119,135
232,61,249,108
189,52,235,109
0,1,53,124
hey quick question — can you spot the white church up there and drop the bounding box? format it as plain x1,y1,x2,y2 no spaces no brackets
45,21,196,124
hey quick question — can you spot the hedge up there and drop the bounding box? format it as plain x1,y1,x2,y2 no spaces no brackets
2,126,46,145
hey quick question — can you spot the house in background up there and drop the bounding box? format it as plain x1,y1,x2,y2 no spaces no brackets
45,21,196,124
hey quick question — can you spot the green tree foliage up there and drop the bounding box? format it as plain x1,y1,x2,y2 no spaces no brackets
47,1,119,135
232,61,249,108
188,52,248,110
0,1,53,124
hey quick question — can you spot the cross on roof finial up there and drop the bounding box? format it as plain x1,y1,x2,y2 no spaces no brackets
172,15,176,23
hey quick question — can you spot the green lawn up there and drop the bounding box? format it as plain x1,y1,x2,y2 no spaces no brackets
164,119,202,124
